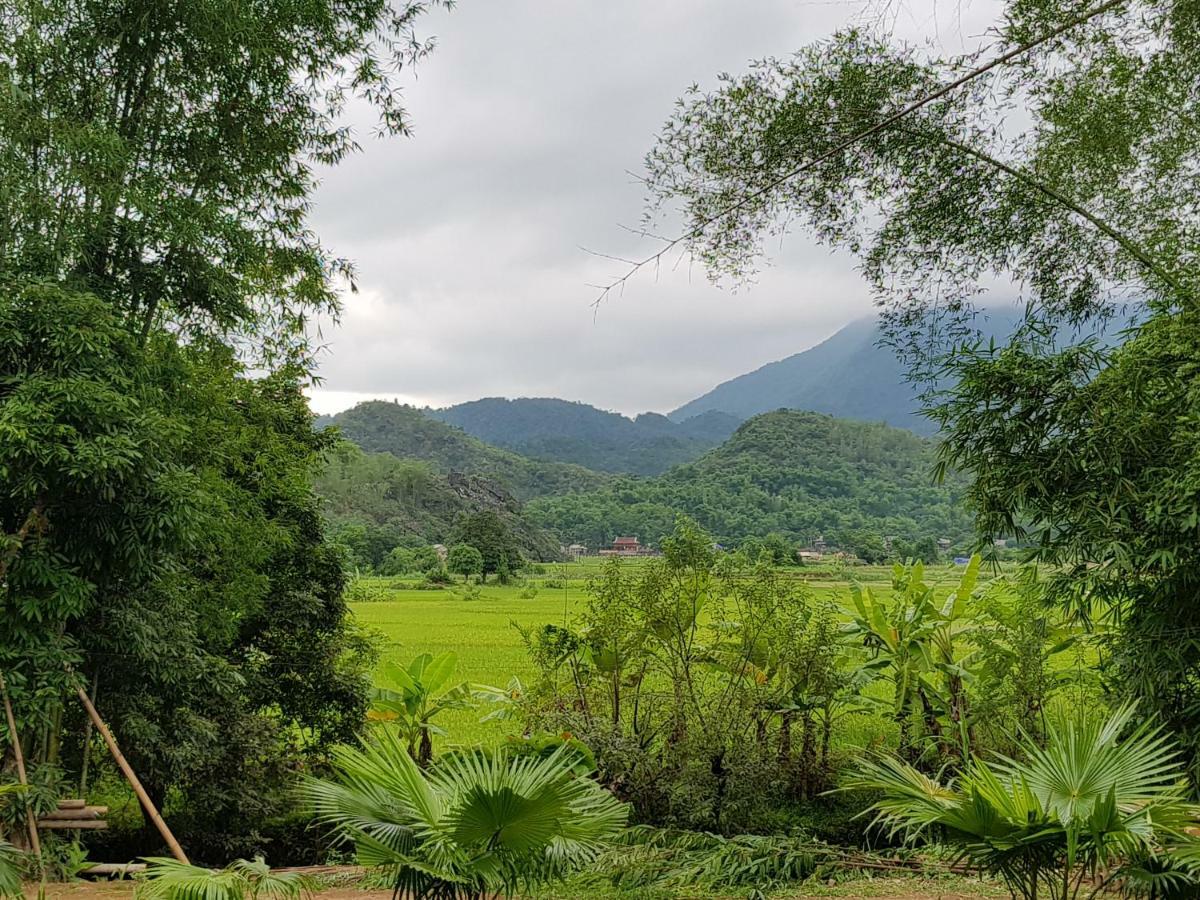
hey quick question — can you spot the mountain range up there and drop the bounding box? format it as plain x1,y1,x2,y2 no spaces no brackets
318,401,610,500
315,310,1137,557
669,317,932,434
428,398,741,475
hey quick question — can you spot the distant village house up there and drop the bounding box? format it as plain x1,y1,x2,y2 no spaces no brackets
599,536,656,557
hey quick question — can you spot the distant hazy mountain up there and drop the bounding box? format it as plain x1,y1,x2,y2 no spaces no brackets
321,401,611,500
428,397,742,476
669,318,937,434
669,309,1134,436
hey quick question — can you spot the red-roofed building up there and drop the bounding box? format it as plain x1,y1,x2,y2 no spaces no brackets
599,536,654,557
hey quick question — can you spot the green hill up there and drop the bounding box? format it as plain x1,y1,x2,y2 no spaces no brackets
322,401,611,500
526,409,972,553
315,443,561,562
429,397,741,475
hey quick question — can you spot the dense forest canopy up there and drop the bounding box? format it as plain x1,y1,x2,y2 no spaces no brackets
0,0,449,857
527,410,972,551
315,443,560,567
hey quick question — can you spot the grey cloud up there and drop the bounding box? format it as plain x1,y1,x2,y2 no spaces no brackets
309,0,1004,416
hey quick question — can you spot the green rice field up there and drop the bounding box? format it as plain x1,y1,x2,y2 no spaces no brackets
349,560,976,747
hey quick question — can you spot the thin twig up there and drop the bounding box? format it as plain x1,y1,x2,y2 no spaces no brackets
591,0,1126,306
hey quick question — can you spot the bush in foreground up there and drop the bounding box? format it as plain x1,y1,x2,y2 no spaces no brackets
302,728,627,899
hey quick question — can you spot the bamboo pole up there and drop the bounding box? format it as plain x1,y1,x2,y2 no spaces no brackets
78,671,99,797
75,684,189,864
0,671,41,858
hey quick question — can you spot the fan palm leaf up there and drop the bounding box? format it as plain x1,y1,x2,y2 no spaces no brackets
846,703,1200,900
0,784,26,899
0,840,21,899
301,728,627,899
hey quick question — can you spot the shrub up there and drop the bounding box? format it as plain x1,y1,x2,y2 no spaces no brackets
848,703,1200,900
301,729,628,899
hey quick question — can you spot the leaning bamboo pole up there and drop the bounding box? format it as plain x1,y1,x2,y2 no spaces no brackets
75,684,189,864
0,671,41,858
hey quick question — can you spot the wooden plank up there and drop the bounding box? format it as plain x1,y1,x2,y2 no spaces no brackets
81,863,146,878
40,806,108,821
36,820,108,830
56,799,86,810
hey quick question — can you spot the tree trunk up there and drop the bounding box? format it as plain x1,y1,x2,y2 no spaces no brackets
778,710,793,765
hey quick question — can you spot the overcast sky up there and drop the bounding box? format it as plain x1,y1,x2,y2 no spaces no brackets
307,0,1004,418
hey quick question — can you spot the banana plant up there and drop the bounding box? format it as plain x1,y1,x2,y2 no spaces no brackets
842,557,983,763
368,652,474,765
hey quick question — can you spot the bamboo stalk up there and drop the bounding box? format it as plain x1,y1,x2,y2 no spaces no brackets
78,671,99,796
0,671,41,858
75,684,189,863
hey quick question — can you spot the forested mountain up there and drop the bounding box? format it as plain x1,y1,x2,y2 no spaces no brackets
668,310,1134,434
428,397,742,475
670,318,938,434
315,444,559,562
527,409,971,552
321,401,611,499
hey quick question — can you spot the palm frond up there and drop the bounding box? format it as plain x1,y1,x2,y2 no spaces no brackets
0,841,23,899
301,731,627,897
137,858,247,900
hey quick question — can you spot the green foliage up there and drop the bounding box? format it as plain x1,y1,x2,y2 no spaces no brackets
369,653,474,765
450,510,523,579
528,410,970,549
636,0,1200,783
934,311,1200,773
0,291,376,856
843,559,980,764
0,841,18,900
0,785,22,898
301,728,628,900
446,544,484,583
848,703,1200,900
137,856,314,900
316,442,561,567
519,518,860,832
79,348,376,856
0,0,448,350
581,826,832,896
968,571,1090,755
0,285,198,719
0,0,449,864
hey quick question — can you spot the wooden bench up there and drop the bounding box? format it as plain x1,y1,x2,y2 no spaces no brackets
36,798,109,830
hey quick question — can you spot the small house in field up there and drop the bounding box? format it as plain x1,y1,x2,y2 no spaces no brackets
797,548,824,563
433,543,448,562
599,536,654,557
563,543,588,559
